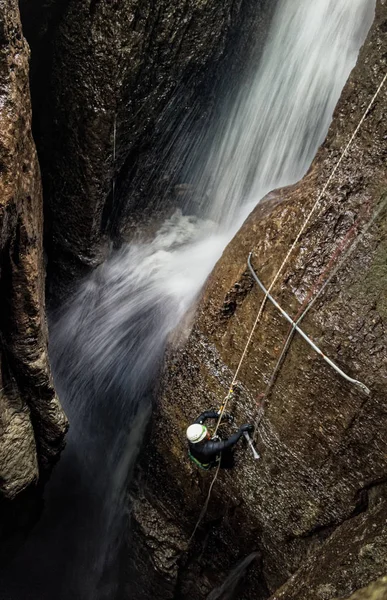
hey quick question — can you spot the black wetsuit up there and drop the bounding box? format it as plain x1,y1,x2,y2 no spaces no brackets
188,411,245,468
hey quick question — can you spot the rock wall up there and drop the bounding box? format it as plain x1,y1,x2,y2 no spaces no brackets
0,0,273,570
0,0,67,552
338,577,387,600
127,2,387,599
18,0,273,301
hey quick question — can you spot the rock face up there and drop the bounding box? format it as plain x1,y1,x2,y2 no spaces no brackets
0,0,67,550
0,0,273,571
18,0,272,301
338,577,387,600
128,2,387,599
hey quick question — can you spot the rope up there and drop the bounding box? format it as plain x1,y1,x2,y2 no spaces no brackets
188,459,221,544
247,254,371,393
253,199,373,409
190,72,386,541
252,193,387,438
213,71,386,437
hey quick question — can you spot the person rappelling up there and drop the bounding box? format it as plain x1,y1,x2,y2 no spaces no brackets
186,410,254,470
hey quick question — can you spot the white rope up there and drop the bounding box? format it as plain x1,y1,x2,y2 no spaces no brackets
214,71,386,436
247,255,371,394
252,193,387,436
190,71,386,541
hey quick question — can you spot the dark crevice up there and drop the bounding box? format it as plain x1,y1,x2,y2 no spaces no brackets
89,0,100,17
221,274,255,319
289,478,387,544
0,238,15,344
356,475,387,502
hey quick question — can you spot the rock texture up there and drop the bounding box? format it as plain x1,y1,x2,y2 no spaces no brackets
338,577,387,600
128,2,387,599
0,0,67,547
18,0,273,301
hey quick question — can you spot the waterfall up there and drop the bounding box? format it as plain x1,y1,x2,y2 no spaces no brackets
0,0,374,598
194,0,375,227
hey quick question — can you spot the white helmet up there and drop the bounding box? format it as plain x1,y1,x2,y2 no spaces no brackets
186,424,208,443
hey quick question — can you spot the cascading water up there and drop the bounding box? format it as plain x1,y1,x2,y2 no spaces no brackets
1,0,375,598
193,0,374,226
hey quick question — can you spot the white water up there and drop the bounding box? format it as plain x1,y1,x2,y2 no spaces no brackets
194,0,374,226
1,1,375,598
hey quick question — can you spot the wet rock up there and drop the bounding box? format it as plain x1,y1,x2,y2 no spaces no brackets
336,576,387,600
270,486,387,600
0,0,67,551
124,496,188,599
18,0,273,301
128,2,387,599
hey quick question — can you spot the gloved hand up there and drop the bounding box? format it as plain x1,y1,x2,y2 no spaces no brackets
240,423,254,433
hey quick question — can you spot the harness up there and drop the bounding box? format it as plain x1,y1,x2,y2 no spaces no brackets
188,450,220,471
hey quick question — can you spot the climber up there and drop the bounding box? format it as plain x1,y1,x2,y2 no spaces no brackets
186,410,254,470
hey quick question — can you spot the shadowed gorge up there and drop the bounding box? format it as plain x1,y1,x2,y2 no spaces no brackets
0,0,386,599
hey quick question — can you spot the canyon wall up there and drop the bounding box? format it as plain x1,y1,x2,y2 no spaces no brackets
0,0,273,562
127,3,387,599
0,0,67,554
18,0,273,301
1,0,385,597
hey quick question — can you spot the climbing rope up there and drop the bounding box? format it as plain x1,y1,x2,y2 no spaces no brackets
214,71,386,437
247,254,371,393
188,459,221,545
190,71,386,540
252,206,371,426
251,193,387,438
